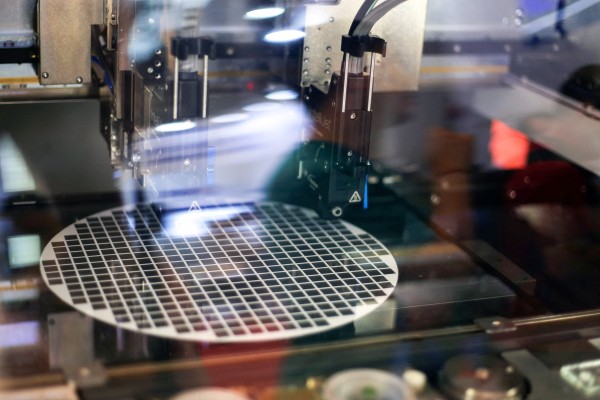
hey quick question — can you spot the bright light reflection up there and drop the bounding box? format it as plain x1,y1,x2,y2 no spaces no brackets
165,205,251,238
210,113,249,124
0,135,35,193
242,102,282,112
244,7,285,20
264,29,305,43
0,321,39,348
265,90,299,101
155,120,197,133
7,235,41,269
166,211,209,238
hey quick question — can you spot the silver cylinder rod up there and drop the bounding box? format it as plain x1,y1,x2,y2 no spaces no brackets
202,54,208,119
368,53,376,112
173,57,180,120
341,53,349,113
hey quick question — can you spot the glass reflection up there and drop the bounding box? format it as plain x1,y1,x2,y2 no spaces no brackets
7,235,41,269
0,321,39,348
0,135,35,194
134,99,307,209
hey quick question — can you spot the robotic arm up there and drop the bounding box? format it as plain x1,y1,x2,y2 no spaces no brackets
299,0,413,218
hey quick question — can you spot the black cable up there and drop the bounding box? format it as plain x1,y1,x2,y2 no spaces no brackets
349,0,378,36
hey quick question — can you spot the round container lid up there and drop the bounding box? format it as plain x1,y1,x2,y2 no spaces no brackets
439,354,527,400
170,388,250,400
323,369,416,400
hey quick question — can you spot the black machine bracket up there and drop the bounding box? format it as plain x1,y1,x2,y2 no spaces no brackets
170,37,216,120
341,34,387,58
171,36,216,61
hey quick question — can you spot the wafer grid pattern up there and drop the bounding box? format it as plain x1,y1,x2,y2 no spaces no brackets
40,202,398,342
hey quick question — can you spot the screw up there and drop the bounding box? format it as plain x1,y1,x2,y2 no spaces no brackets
76,76,83,83
155,61,162,68
184,159,191,166
147,67,154,74
42,72,49,79
350,112,356,119
155,49,162,55
347,151,353,157
155,73,162,80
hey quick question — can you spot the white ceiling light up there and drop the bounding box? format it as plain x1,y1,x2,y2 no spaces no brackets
244,7,285,20
264,29,305,43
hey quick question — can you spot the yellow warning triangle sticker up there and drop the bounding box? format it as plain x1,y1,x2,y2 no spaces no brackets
349,191,362,203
